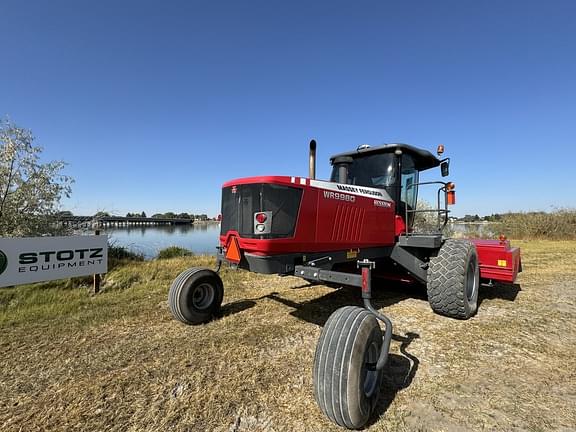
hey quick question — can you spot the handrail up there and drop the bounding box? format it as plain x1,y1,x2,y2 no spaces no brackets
404,181,450,235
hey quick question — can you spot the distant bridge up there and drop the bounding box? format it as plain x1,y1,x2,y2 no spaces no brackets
57,216,194,228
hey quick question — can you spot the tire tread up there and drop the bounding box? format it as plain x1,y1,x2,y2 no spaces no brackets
313,306,382,429
168,267,223,325
427,239,478,319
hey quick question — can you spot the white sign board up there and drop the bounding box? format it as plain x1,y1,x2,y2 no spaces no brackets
0,235,108,288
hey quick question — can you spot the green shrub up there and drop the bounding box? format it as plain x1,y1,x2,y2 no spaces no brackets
107,242,144,271
499,208,576,240
157,246,194,260
413,200,454,237
108,244,145,261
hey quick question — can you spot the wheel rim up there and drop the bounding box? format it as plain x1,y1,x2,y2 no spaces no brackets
192,283,215,310
466,256,479,302
362,341,380,398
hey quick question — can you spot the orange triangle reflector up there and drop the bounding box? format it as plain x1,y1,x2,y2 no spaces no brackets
225,236,242,263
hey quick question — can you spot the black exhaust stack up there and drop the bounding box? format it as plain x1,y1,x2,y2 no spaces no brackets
309,139,316,180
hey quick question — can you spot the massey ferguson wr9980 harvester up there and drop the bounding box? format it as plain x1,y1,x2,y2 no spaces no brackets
168,141,521,429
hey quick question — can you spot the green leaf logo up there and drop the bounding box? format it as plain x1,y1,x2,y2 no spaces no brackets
0,250,7,276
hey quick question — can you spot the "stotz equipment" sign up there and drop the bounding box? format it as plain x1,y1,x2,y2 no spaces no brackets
0,235,108,288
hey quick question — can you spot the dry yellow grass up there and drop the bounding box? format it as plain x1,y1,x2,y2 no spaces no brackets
1,241,575,431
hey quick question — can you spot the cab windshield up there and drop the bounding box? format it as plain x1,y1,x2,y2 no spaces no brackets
330,153,397,197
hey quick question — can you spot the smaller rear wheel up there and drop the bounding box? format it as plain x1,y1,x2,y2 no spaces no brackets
168,267,224,325
313,306,384,429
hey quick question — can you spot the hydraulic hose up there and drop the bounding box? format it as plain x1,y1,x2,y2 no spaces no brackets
363,298,393,371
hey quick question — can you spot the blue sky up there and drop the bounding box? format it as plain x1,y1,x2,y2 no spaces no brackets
1,0,575,217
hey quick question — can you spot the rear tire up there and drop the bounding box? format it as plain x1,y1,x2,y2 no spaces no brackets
313,306,383,429
168,267,224,325
427,239,479,319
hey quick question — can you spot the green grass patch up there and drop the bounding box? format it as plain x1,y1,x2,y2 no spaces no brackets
156,245,194,259
0,255,210,329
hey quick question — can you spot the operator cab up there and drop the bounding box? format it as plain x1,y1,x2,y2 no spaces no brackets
329,143,443,228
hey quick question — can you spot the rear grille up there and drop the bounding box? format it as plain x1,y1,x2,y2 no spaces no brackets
221,183,303,239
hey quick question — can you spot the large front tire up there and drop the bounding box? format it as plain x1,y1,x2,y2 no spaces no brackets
427,239,480,319
313,306,383,429
168,267,224,325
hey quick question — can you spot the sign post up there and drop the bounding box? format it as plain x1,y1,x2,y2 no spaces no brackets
0,235,108,288
93,230,102,294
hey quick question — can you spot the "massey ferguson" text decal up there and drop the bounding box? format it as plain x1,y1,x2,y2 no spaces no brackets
335,184,384,197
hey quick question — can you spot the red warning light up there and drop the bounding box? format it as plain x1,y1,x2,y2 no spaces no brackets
255,213,267,223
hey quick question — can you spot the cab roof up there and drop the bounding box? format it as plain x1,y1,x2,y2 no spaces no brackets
330,143,441,171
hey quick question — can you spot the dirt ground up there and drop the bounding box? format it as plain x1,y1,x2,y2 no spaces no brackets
1,240,575,431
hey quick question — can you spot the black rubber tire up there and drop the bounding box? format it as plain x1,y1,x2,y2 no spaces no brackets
168,267,224,325
427,239,480,319
313,306,383,429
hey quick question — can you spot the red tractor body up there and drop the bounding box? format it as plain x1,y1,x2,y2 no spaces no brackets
219,172,520,286
220,175,398,255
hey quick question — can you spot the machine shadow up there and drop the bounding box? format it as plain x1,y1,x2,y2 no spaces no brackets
478,282,521,306
218,299,257,319
266,279,427,327
368,332,420,427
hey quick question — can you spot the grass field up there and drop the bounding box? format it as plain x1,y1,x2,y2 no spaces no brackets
1,240,575,431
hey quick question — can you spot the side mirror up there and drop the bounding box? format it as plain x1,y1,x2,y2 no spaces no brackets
441,160,449,177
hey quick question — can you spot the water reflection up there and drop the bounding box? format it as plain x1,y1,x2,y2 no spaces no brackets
103,223,220,259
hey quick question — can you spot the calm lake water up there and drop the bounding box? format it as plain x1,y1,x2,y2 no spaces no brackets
103,223,221,259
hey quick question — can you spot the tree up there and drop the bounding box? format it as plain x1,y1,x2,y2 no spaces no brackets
141,211,146,218
0,119,73,236
57,210,74,217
